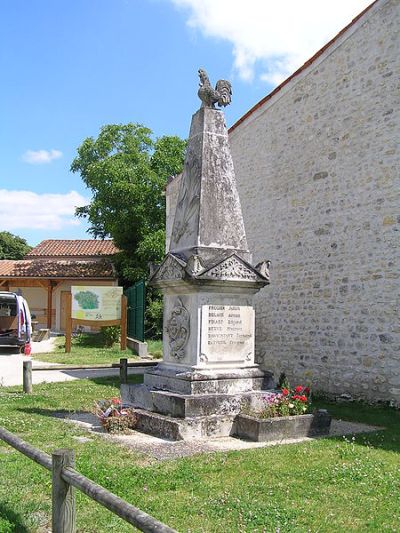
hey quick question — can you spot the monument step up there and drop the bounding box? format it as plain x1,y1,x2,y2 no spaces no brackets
151,389,254,418
133,408,238,440
144,373,272,396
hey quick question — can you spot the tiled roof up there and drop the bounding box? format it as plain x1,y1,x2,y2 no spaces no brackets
0,260,115,279
229,0,378,133
25,239,119,258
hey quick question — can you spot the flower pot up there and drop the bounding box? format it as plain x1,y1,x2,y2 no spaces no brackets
234,409,331,442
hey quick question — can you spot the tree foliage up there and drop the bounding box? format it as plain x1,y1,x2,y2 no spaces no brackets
71,123,186,282
0,231,32,259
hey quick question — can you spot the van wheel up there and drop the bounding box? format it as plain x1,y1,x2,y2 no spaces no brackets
19,346,25,354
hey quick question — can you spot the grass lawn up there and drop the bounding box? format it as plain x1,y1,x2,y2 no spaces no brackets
0,377,399,532
34,334,162,365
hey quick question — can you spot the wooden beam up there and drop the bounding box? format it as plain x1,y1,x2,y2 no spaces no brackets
6,279,46,288
65,292,72,353
120,295,127,351
71,318,121,327
47,284,53,329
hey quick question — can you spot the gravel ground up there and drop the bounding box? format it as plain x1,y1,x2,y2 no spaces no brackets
58,412,383,461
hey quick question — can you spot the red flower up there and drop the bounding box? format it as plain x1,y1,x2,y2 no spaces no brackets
295,386,303,393
299,395,308,402
304,387,310,395
292,395,300,400
282,388,289,396
111,397,121,405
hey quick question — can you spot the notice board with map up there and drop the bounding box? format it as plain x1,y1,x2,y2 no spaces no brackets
65,286,127,352
71,286,123,321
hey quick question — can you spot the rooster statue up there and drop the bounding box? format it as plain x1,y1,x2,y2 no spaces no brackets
198,68,232,109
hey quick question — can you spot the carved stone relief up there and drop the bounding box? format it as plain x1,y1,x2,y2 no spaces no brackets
166,298,190,360
155,256,184,282
203,256,258,281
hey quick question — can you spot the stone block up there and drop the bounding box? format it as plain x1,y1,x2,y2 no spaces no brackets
233,409,332,442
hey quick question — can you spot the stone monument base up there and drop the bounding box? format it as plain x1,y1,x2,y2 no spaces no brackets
121,365,275,440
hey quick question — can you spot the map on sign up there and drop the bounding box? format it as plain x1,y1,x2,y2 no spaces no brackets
71,286,123,321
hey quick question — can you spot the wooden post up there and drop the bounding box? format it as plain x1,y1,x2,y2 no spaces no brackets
47,283,53,329
52,449,76,533
65,292,72,353
23,360,32,394
120,358,128,384
120,295,127,351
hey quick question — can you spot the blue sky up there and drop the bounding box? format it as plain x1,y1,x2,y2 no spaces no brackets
0,0,371,246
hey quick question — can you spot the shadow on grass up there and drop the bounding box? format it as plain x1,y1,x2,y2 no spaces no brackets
0,502,29,533
314,398,400,454
87,374,144,386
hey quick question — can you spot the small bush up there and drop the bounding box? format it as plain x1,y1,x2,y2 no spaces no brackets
145,292,163,339
100,326,120,347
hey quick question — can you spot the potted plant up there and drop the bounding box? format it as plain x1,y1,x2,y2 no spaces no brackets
94,397,138,433
235,384,331,442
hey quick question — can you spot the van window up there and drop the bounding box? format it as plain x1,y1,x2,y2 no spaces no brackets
0,300,17,317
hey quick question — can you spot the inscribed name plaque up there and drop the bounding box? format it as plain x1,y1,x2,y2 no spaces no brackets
72,286,123,321
200,305,255,364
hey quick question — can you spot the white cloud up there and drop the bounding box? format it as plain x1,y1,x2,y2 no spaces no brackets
170,0,372,83
0,190,88,231
22,149,63,164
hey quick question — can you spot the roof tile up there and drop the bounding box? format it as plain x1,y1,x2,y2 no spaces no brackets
0,259,115,279
26,239,118,258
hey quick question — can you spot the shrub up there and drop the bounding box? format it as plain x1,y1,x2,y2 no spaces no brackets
100,326,120,347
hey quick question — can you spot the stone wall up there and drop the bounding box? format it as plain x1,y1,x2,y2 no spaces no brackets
228,0,399,405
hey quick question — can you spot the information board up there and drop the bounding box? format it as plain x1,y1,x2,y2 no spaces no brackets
71,286,123,321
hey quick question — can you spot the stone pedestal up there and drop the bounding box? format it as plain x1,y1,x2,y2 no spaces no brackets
122,87,273,440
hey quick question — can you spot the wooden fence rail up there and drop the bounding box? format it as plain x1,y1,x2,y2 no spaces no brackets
0,426,176,533
23,359,158,393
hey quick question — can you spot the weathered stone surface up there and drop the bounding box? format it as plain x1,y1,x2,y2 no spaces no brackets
200,304,255,365
132,408,238,440
152,390,247,418
197,69,232,109
143,372,269,395
234,409,332,442
169,106,250,263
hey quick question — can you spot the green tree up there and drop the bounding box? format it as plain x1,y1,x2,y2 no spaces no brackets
71,123,185,281
71,124,186,338
0,231,32,259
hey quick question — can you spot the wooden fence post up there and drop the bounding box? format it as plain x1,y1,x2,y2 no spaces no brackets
23,360,32,394
65,292,72,353
120,358,128,385
52,449,76,533
120,295,127,351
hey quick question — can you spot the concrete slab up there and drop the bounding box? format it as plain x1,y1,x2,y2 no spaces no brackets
57,411,383,461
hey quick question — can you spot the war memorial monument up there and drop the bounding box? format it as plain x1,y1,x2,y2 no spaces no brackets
122,69,276,439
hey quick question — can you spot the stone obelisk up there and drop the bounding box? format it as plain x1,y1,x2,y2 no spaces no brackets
122,69,271,439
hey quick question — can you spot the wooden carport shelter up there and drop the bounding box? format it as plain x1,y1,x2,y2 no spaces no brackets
0,258,117,331
0,277,60,329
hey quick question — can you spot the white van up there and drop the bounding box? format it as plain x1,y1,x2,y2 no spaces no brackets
0,292,32,354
